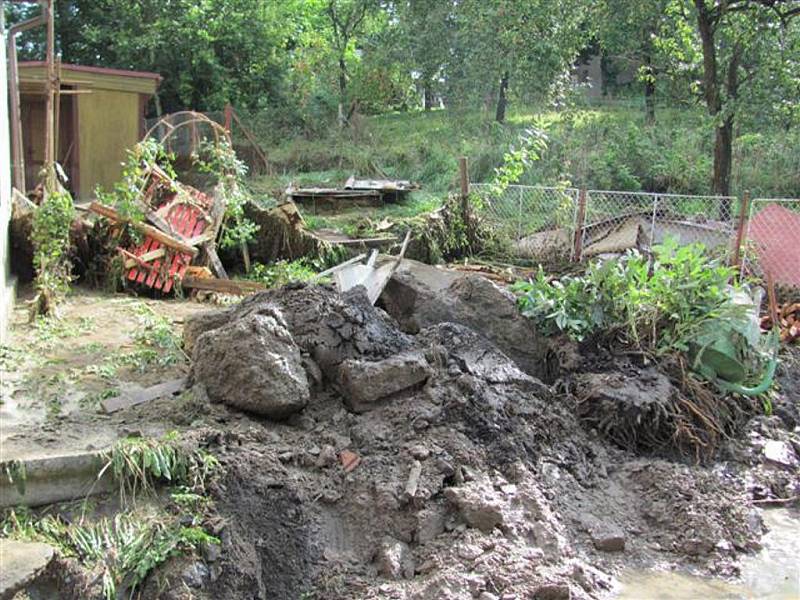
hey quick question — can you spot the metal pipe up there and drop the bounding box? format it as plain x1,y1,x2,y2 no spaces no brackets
44,0,56,188
7,9,47,193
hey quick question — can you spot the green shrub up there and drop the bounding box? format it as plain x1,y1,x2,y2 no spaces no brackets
31,190,75,317
512,238,739,353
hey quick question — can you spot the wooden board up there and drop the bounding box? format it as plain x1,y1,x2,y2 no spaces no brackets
102,378,186,413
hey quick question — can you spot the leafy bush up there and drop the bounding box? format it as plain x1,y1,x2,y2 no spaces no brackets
512,239,738,353
31,190,75,317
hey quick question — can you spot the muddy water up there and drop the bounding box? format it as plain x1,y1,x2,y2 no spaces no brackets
616,509,800,600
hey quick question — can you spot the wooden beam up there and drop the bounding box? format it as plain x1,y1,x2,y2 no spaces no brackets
90,202,198,256
123,247,165,269
102,378,186,414
181,275,265,295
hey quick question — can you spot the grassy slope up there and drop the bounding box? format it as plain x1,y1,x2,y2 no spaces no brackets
245,103,800,233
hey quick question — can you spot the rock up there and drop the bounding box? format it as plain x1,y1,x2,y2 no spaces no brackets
479,593,500,600
408,444,430,460
0,539,55,599
181,561,210,589
416,506,446,543
456,542,484,560
590,524,626,552
533,583,572,600
192,310,310,419
763,440,798,468
316,445,338,468
379,260,554,380
377,537,415,580
445,481,505,534
338,351,431,412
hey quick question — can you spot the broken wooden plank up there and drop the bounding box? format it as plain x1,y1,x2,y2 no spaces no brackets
90,202,198,257
312,253,368,281
102,378,186,414
203,244,228,279
182,275,265,295
123,247,165,269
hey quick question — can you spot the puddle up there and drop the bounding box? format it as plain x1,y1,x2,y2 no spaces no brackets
616,508,800,600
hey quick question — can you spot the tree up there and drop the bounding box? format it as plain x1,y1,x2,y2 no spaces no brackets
449,0,589,123
325,0,378,126
684,0,800,196
595,0,675,124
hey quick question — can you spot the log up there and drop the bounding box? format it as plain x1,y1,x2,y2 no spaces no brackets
89,202,198,256
102,378,186,414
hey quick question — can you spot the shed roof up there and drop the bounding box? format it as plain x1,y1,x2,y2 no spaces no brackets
18,62,160,95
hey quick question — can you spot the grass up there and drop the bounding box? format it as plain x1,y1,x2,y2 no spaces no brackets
248,104,800,201
0,433,222,599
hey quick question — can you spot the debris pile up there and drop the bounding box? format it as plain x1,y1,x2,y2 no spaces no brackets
122,280,771,600
761,301,800,343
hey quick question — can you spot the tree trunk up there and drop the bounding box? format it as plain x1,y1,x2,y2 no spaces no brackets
643,54,655,125
338,56,347,128
713,117,733,198
423,81,434,111
495,72,509,123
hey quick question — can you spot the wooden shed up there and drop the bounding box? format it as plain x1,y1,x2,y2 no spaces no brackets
17,62,161,200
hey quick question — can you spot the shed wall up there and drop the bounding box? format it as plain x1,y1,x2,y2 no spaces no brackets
77,89,141,197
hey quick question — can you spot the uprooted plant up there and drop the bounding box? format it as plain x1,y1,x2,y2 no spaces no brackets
30,189,76,318
513,239,774,458
2,432,220,600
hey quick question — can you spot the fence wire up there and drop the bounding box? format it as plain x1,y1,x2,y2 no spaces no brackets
472,184,579,261
742,199,800,288
473,184,739,265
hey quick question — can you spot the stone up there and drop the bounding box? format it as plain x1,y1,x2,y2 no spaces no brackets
377,537,415,580
445,481,505,534
416,506,446,543
181,561,210,588
192,310,310,419
533,583,572,600
0,539,55,599
763,440,798,468
590,524,626,552
456,542,484,561
316,445,338,468
338,350,431,413
408,444,430,460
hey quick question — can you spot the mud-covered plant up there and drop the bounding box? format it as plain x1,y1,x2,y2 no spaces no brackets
99,431,219,503
246,259,320,287
1,509,217,600
30,190,75,318
127,303,188,369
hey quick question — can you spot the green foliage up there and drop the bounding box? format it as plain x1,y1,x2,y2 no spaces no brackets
246,259,320,288
95,139,177,222
2,509,217,600
31,190,75,317
99,431,219,502
490,121,549,194
193,140,260,249
512,239,738,353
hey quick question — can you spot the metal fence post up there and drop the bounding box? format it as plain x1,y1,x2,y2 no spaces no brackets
731,190,751,269
573,188,587,262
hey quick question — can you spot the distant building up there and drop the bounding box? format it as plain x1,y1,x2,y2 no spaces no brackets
16,62,160,199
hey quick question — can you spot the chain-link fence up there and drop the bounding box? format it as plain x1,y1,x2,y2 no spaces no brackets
742,198,800,288
472,184,738,265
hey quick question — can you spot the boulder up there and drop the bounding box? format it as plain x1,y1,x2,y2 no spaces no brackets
338,350,431,412
589,524,626,552
192,310,310,419
379,260,555,380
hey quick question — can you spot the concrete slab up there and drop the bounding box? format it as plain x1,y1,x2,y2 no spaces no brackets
0,539,55,600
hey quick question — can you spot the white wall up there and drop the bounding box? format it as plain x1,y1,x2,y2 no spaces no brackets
0,4,16,343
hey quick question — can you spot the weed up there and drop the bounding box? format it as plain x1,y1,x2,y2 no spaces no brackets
30,189,75,318
33,315,95,349
80,387,119,409
99,432,218,503
3,460,27,496
246,259,320,288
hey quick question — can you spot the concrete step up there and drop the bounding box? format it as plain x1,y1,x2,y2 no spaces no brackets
0,539,55,600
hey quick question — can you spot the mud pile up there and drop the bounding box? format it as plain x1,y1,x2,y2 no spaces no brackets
118,280,793,600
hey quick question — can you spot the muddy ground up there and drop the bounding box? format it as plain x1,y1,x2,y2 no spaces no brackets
4,276,799,600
